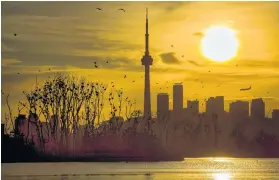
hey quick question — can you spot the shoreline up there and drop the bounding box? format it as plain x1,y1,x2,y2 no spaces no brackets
3,156,279,163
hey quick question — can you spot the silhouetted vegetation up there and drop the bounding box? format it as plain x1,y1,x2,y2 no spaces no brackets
2,73,176,162
2,73,279,163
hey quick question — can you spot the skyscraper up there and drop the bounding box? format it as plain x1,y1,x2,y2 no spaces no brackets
215,96,224,114
251,98,265,119
206,96,224,115
141,8,153,119
206,97,215,115
229,100,249,120
173,83,183,114
187,100,199,114
157,93,169,119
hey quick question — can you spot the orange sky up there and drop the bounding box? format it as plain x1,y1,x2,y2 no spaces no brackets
1,1,279,121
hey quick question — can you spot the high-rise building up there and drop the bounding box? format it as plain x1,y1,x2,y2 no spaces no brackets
206,97,215,115
251,98,265,119
141,8,153,119
187,100,199,114
157,93,169,119
272,109,279,121
173,83,183,113
206,96,224,115
229,100,249,120
215,96,224,113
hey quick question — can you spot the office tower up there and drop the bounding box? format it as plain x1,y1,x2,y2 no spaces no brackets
206,96,224,116
187,100,199,114
206,97,215,115
272,109,279,121
229,100,249,120
251,98,265,119
141,8,153,119
157,93,169,119
173,83,183,114
215,96,224,113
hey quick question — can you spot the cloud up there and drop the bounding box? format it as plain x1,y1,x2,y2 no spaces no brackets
1,59,22,67
187,60,201,66
156,2,190,12
159,52,181,64
2,1,279,120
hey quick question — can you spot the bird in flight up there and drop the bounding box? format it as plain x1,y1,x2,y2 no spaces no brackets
240,86,251,91
118,8,125,12
124,75,127,78
106,61,109,63
14,33,17,36
96,8,102,11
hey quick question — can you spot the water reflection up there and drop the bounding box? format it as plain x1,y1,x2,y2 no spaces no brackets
211,157,232,162
212,172,232,180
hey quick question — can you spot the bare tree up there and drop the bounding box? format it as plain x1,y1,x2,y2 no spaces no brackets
11,73,142,156
5,94,14,132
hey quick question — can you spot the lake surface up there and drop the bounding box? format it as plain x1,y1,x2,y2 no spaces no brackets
2,158,279,180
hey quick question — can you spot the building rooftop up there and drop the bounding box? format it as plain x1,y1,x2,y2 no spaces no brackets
173,82,183,85
158,93,168,95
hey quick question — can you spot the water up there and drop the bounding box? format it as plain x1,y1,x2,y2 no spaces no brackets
2,158,279,180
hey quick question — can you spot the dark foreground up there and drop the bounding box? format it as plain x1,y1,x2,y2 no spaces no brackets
3,134,279,163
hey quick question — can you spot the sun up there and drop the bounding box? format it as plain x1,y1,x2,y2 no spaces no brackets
201,25,239,62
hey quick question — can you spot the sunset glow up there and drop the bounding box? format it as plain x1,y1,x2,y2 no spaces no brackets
1,1,279,122
201,26,239,62
212,172,232,180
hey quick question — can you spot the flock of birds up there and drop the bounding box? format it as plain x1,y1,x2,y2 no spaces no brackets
9,7,257,95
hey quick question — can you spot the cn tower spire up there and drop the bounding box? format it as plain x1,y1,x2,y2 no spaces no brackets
145,8,149,55
141,7,153,120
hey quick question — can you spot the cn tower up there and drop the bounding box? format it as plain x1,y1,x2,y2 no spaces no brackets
141,8,153,119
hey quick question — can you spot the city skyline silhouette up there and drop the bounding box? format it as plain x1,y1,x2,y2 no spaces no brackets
2,2,279,126
2,2,279,123
3,4,279,180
